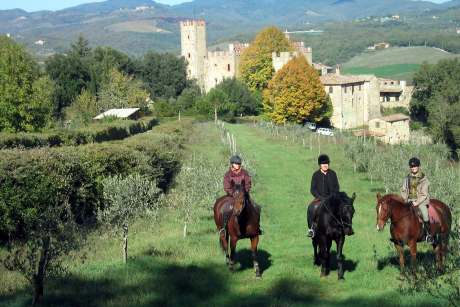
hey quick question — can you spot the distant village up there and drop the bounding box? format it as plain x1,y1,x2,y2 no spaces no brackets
181,19,412,145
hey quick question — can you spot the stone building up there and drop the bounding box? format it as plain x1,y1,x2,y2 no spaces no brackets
368,114,410,144
180,19,312,92
320,73,381,129
379,78,413,109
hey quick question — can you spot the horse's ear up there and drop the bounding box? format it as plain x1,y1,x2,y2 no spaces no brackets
352,192,356,201
376,193,382,200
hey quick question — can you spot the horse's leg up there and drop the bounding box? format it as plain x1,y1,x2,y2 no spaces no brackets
221,230,231,266
313,238,320,266
319,237,328,277
326,238,332,276
408,240,417,271
336,236,345,280
228,235,238,271
394,243,405,272
250,236,261,278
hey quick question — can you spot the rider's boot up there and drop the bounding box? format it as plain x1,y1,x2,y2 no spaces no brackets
424,221,434,243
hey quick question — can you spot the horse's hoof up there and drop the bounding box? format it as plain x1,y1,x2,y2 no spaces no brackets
255,274,262,280
338,277,345,281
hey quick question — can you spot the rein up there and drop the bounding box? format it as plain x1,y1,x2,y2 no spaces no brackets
322,201,353,229
383,201,415,227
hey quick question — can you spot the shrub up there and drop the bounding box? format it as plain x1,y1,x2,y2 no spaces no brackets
0,117,158,149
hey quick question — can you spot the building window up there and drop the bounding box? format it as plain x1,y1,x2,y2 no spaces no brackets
352,85,355,94
376,122,380,128
396,95,400,102
187,35,190,39
188,53,190,58
227,64,231,72
215,78,218,84
344,86,347,94
329,86,333,94
359,85,362,91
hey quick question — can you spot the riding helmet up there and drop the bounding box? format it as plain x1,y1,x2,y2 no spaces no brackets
408,157,421,167
230,155,242,165
318,154,330,165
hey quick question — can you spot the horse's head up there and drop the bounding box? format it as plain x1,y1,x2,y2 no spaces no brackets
338,192,356,236
376,193,391,231
231,180,246,216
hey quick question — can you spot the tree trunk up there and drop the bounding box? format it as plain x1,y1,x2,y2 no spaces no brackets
123,224,128,264
214,107,217,124
32,237,50,306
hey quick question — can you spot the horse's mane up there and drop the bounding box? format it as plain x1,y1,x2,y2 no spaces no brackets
381,194,405,206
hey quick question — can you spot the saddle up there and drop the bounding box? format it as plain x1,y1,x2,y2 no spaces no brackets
413,204,442,226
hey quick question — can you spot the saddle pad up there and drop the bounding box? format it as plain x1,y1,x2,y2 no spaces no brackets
428,205,442,225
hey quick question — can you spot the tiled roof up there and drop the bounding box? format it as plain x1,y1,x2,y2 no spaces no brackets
320,74,371,85
380,114,410,122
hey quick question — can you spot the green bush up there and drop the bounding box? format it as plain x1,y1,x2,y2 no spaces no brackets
0,119,189,242
0,117,158,149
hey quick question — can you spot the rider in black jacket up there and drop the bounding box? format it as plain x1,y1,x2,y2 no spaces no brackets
307,154,340,237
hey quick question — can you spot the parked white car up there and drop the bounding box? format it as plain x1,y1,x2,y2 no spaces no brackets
304,122,317,131
316,127,334,136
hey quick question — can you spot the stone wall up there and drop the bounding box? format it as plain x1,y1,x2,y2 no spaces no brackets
204,51,238,92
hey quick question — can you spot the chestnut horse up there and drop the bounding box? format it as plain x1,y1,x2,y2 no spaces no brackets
375,193,452,271
213,180,262,278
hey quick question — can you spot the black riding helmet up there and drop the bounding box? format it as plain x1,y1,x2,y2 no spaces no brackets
230,155,242,165
318,154,330,165
409,157,421,167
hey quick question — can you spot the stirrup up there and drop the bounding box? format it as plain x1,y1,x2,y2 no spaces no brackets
425,234,434,244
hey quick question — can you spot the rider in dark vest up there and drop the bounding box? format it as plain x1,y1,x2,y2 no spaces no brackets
400,157,433,243
307,154,340,238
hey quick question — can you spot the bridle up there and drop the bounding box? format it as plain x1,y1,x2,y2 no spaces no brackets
378,200,412,227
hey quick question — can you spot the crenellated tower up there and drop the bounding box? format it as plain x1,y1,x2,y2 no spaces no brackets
180,19,207,90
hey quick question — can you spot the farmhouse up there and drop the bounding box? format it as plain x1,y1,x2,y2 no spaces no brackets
320,73,381,129
368,114,410,144
379,78,413,108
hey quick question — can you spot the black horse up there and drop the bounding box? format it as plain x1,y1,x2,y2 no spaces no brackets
310,192,356,279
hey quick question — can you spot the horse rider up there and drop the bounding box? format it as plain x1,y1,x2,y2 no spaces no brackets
401,157,433,243
307,154,340,238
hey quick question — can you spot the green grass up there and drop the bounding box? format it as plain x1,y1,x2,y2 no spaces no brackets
0,121,442,306
342,64,420,80
342,46,460,80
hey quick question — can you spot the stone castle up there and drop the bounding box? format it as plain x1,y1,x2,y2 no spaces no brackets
180,20,412,143
180,19,312,93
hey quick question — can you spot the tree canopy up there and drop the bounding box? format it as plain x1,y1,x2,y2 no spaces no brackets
0,36,54,132
411,59,460,152
239,26,293,92
263,56,330,124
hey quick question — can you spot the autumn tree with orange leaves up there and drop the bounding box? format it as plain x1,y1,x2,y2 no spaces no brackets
263,56,331,124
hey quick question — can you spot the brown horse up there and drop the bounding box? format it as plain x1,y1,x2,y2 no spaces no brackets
375,193,452,271
213,180,262,278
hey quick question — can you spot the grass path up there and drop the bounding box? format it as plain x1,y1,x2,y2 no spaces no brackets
0,121,439,306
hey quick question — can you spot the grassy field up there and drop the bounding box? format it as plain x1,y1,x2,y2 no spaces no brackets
342,47,460,80
0,121,442,306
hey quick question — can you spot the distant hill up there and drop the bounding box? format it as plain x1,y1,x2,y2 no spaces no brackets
0,0,459,57
342,47,460,80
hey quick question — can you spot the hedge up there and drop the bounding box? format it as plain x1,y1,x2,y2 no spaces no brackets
0,117,158,149
0,119,190,242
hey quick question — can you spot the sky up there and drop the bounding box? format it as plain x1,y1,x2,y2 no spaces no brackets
0,0,451,12
0,0,189,12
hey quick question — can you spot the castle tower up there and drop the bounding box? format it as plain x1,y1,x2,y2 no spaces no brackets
180,20,207,90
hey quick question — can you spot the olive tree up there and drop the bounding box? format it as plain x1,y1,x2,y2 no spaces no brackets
100,174,161,263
